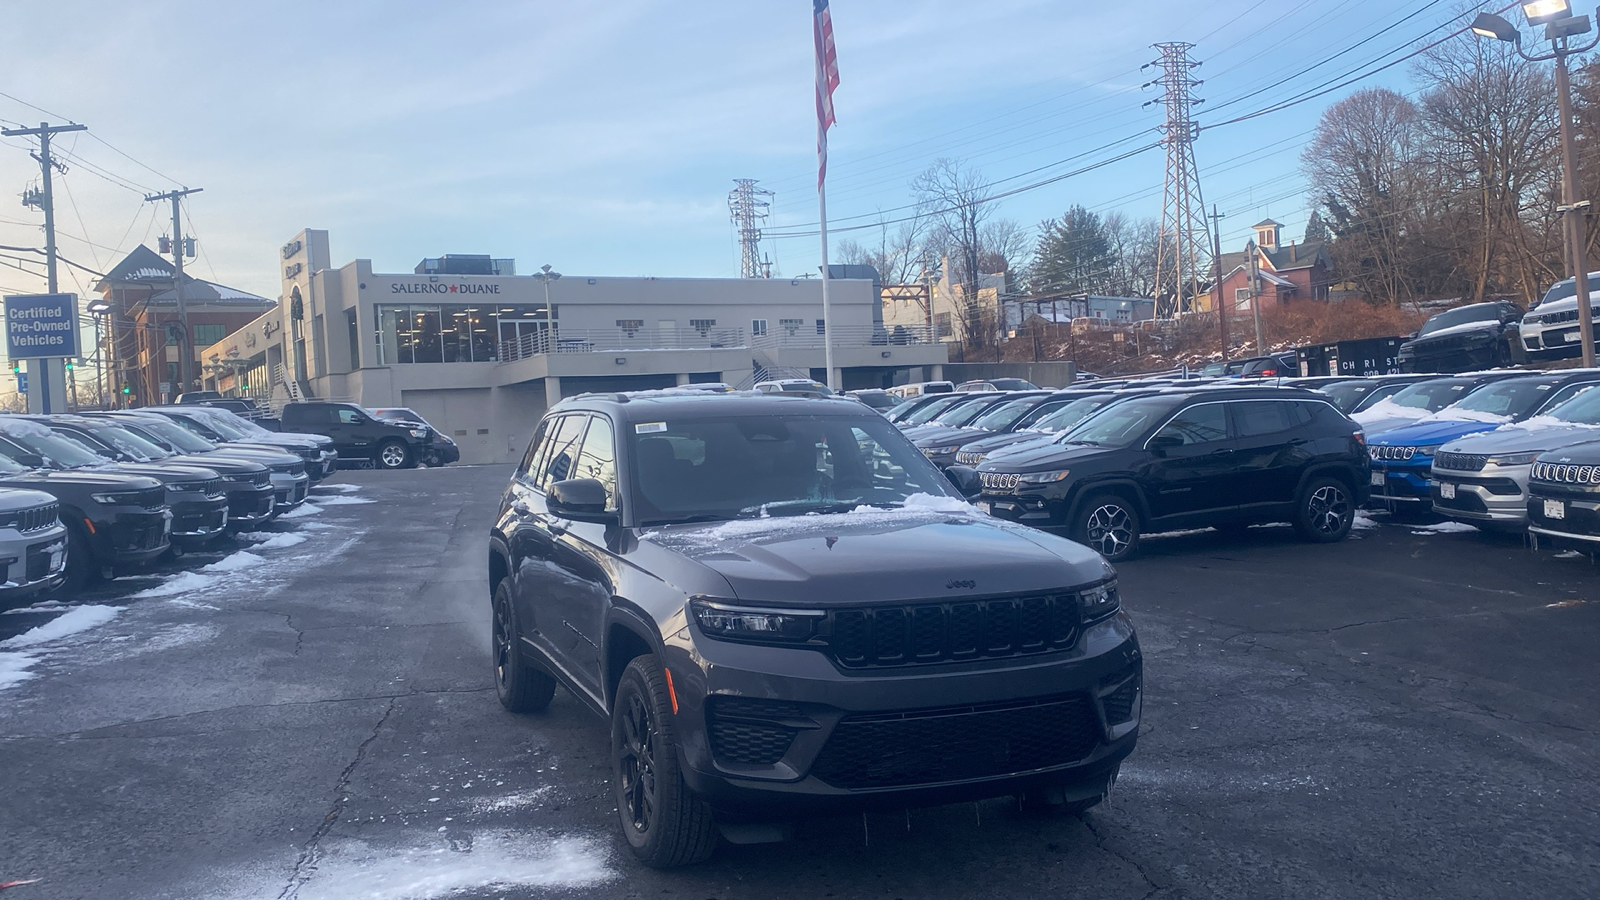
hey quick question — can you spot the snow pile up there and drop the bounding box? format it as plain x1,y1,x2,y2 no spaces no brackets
1410,521,1479,534
1351,514,1380,530
1353,398,1427,426
1422,408,1509,424
285,830,614,900
0,651,36,690
1505,414,1600,432
318,495,375,506
320,483,363,493
132,570,217,599
856,492,973,514
644,497,982,550
0,605,120,648
255,532,307,550
281,503,323,519
202,551,265,573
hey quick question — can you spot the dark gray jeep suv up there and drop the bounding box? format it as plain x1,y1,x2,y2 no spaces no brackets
488,391,1142,867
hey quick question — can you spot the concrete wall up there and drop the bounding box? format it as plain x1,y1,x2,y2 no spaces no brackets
938,361,1078,389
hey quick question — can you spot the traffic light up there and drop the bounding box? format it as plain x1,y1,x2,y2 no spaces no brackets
121,385,132,395
8,362,17,375
64,359,73,372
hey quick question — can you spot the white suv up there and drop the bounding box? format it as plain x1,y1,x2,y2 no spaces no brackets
1520,271,1600,360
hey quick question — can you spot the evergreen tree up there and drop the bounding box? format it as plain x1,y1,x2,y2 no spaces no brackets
1029,205,1112,295
1303,210,1331,246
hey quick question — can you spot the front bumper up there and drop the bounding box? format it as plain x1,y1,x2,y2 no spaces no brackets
0,526,68,595
91,508,172,565
171,495,231,544
428,441,460,465
1527,484,1600,544
225,484,277,525
1399,340,1498,373
1521,323,1590,359
270,472,311,510
1368,461,1434,506
662,613,1141,819
1431,465,1529,526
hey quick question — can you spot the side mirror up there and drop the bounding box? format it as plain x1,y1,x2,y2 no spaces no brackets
12,452,46,468
944,464,982,499
548,478,617,523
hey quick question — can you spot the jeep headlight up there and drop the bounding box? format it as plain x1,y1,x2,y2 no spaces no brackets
1017,469,1072,484
1078,578,1120,623
1488,450,1542,466
690,599,823,643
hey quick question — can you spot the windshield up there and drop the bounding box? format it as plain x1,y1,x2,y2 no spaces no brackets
1419,306,1498,336
182,410,252,440
1546,385,1600,423
1032,396,1116,433
0,422,106,468
374,408,427,424
1447,379,1560,419
1320,381,1377,412
628,414,958,525
936,398,1007,427
83,424,171,461
852,393,899,411
902,396,965,425
1385,379,1475,411
1060,396,1180,448
202,408,273,437
970,397,1043,431
119,417,218,453
781,382,833,395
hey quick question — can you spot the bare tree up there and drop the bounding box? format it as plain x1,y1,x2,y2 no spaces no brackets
1103,213,1163,299
913,159,995,348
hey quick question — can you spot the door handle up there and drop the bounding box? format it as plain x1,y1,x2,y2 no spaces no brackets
1287,438,1309,446
1210,448,1231,455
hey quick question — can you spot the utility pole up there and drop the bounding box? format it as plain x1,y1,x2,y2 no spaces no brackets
728,179,774,279
1145,43,1211,319
1246,239,1265,354
145,187,202,398
2,121,86,414
1208,205,1227,361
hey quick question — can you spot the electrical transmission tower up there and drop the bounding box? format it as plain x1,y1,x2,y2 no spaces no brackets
1144,42,1211,319
728,178,774,278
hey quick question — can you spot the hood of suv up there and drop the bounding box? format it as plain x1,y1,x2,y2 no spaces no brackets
1444,419,1600,455
955,431,1049,460
641,509,1111,605
913,425,986,448
1369,419,1502,449
977,440,1116,473
1404,322,1500,350
0,470,165,492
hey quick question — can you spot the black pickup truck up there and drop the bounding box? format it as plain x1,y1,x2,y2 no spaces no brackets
280,401,433,469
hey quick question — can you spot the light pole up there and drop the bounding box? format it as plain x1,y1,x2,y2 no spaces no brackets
87,298,113,409
1472,3,1600,367
533,264,561,353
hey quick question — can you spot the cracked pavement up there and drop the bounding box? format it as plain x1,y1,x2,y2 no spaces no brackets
2,466,1598,898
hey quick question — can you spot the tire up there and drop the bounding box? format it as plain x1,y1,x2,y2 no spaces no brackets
1294,476,1355,543
375,439,411,470
612,655,719,868
1073,492,1141,561
492,579,556,713
54,522,98,596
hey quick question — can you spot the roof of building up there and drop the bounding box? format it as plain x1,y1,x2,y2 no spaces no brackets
144,279,275,309
1253,218,1284,228
1263,240,1329,271
94,244,189,289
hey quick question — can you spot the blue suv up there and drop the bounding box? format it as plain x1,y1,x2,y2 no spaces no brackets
1367,371,1600,511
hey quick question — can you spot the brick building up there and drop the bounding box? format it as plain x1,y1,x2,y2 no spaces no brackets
93,245,275,405
1207,219,1332,315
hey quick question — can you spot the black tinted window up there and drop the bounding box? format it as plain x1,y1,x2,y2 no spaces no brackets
518,419,550,480
1232,401,1294,437
574,416,618,510
1153,403,1228,446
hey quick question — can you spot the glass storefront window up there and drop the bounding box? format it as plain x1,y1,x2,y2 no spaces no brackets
411,305,443,363
374,304,554,364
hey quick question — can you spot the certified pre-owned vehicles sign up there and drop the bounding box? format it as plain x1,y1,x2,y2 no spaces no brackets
4,293,79,359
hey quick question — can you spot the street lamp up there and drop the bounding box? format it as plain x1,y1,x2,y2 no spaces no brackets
85,298,115,408
1471,4,1600,367
532,264,561,352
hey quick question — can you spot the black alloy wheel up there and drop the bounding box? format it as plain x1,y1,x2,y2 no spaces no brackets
611,655,718,867
1294,477,1354,543
492,579,555,712
1075,493,1141,561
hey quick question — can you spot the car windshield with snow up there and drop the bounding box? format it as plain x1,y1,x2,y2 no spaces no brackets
1398,301,1522,373
488,391,1140,867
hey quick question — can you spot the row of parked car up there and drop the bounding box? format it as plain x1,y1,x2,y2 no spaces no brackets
0,405,344,600
875,366,1600,560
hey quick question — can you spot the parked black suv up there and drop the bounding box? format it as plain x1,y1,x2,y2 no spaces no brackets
974,387,1370,560
281,401,432,469
489,392,1140,866
1398,301,1523,372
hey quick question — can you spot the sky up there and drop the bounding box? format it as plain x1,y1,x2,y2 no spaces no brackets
0,0,1478,304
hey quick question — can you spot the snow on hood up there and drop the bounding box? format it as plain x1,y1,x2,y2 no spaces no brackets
1419,407,1510,424
1353,397,1429,426
1369,418,1500,447
644,493,980,549
1412,320,1499,341
1445,418,1600,455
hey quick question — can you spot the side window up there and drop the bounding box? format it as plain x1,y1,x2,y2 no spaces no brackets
518,418,552,482
336,407,364,425
1153,403,1228,446
1288,402,1317,426
538,415,589,490
1544,382,1599,410
574,416,618,510
1232,401,1293,438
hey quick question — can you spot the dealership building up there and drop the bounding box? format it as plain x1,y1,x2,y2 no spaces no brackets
200,229,947,464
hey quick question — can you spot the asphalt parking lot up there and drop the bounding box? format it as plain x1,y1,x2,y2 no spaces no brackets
2,465,1597,899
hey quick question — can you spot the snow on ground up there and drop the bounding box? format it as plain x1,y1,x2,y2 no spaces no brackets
1410,521,1479,534
319,483,363,493
0,650,37,690
212,830,614,900
0,605,121,649
132,570,218,599
254,532,307,550
281,503,323,519
1352,514,1380,530
201,552,265,573
317,495,376,506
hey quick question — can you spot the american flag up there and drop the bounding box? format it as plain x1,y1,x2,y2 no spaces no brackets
814,0,839,190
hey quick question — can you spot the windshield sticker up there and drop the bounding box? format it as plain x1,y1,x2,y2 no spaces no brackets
636,422,667,434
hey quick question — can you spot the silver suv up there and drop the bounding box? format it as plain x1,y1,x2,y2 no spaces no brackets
0,488,67,597
1432,382,1600,528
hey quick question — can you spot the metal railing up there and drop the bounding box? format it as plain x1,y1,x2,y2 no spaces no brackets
751,323,937,350
498,327,748,363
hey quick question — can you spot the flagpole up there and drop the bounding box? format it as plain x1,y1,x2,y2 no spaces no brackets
819,135,835,391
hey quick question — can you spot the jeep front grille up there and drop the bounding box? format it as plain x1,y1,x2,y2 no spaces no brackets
0,503,58,533
1434,451,1487,472
827,592,1080,669
979,471,1020,493
955,450,986,466
1371,445,1418,461
1532,461,1600,484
